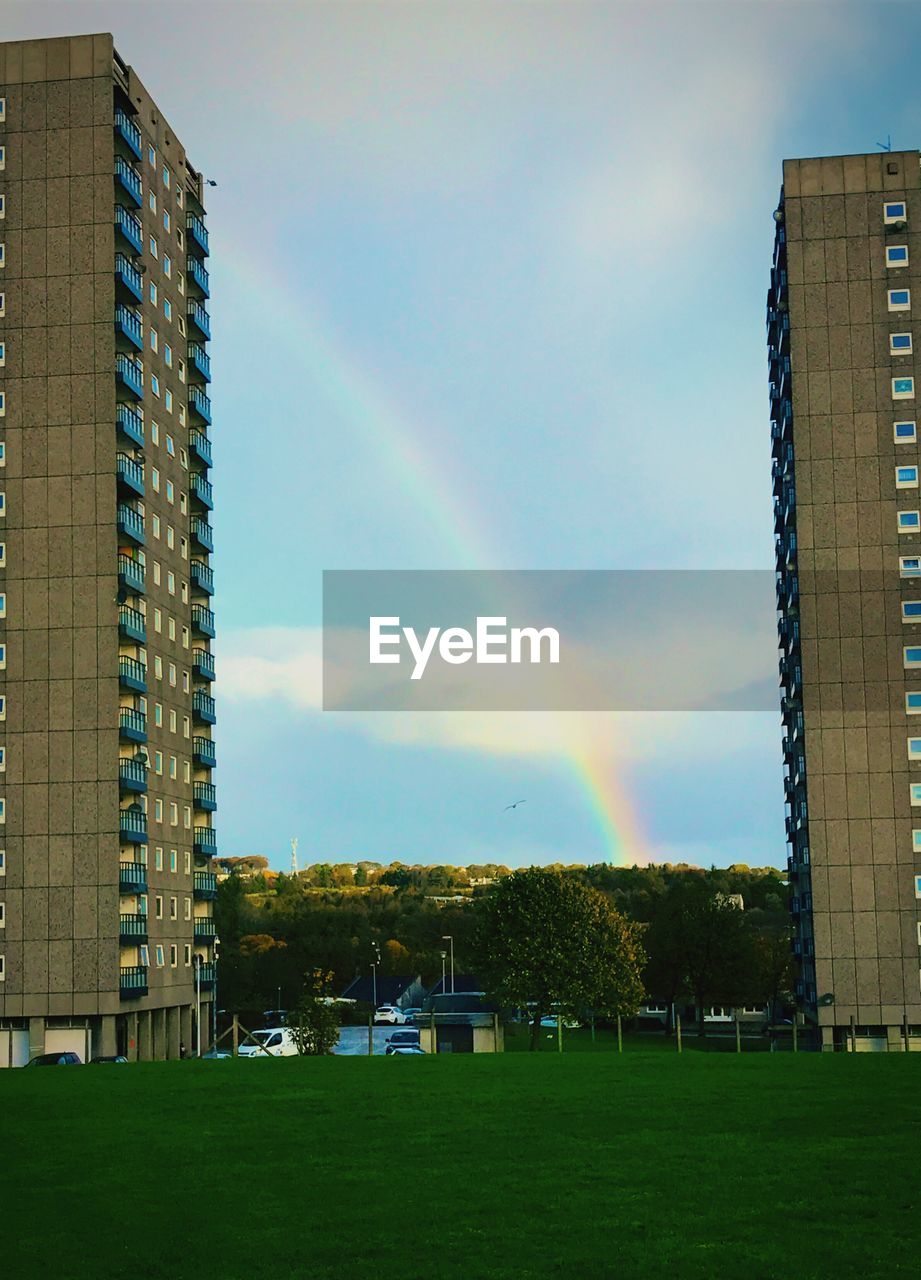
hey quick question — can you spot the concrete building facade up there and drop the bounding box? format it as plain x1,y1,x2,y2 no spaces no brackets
770,151,921,1050
0,33,217,1063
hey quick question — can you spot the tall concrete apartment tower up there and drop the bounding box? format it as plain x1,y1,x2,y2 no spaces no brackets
770,151,921,1051
0,34,217,1065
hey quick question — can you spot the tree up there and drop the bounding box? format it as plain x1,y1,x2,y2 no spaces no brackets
473,868,645,1050
286,970,341,1055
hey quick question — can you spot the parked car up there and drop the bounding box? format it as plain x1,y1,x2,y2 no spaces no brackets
238,1028,299,1058
388,1045,426,1055
374,1005,406,1025
385,1030,421,1054
90,1055,128,1064
401,1007,422,1024
201,1047,232,1060
27,1051,82,1066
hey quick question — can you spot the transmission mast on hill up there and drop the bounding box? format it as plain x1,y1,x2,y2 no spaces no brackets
290,837,299,877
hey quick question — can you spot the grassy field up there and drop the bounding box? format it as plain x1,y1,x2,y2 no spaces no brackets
2,1052,919,1279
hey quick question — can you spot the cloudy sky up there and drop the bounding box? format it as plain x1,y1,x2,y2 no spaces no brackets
3,0,910,868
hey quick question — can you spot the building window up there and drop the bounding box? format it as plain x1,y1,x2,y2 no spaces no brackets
889,288,911,311
0,697,5,720
166,479,174,503
164,254,171,279
0,244,5,268
163,165,170,188
148,190,157,214
149,235,158,259
916,875,921,898
907,693,921,714
904,647,921,668
0,850,5,874
895,420,917,443
901,556,921,577
155,894,163,919
898,510,920,531
170,944,178,967
169,709,177,734
170,895,177,920
165,389,173,413
184,944,191,965
0,543,5,567
903,601,921,624
184,805,192,829
0,593,6,618
164,298,172,322
184,852,191,876
0,644,6,667
893,377,915,400
0,956,5,981
140,944,149,968
150,328,158,353
169,754,177,780
148,144,156,167
163,209,171,233
154,798,163,822
0,98,5,122
891,333,913,354
0,800,5,824
887,244,909,267
908,738,921,760
0,392,5,416
154,702,163,727
150,281,158,306
0,146,4,169
155,846,163,870
170,848,178,871
155,944,165,967
911,784,921,806
151,374,160,398
154,750,163,775
884,201,907,224
914,831,921,853
897,466,919,489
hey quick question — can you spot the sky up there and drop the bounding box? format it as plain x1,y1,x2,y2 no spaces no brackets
3,0,914,870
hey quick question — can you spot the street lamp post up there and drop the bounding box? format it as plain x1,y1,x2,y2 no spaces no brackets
371,941,381,1012
193,955,202,1058
440,950,447,994
442,935,455,994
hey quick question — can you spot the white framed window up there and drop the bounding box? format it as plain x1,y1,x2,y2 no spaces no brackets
0,696,6,720
151,373,160,397
898,510,920,532
166,523,175,548
170,802,178,827
0,799,5,824
887,244,909,267
0,593,6,618
0,146,5,170
893,376,915,400
164,389,173,413
897,466,919,489
0,543,5,567
0,747,6,772
155,845,163,870
149,235,158,259
168,662,177,687
148,144,156,168
154,702,162,727
911,783,921,806
914,831,921,854
170,847,178,870
0,443,4,466
0,956,5,981
149,281,158,306
184,852,191,877
0,850,5,875
184,805,191,829
0,902,4,928
154,798,163,822
169,895,177,920
0,392,5,416
155,894,163,919
139,944,150,968
885,201,907,224
170,943,178,967
0,195,5,220
150,419,159,445
889,288,911,311
0,98,5,122
0,644,6,667
916,875,921,898
901,556,921,578
155,944,165,967
163,165,170,189
154,750,163,775
891,333,913,355
149,191,156,214
166,434,175,458
166,479,175,503
164,298,172,322
895,420,917,443
150,328,158,353
183,761,190,784
906,693,921,714
904,646,921,668
182,715,190,739
184,943,192,965
909,738,921,761
169,754,177,779
154,655,162,680
164,254,171,279
0,293,4,316
163,209,171,233
177,187,183,208
0,243,5,268
169,709,177,733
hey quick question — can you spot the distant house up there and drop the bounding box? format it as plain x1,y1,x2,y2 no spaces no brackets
417,992,504,1053
340,975,426,1010
426,973,483,998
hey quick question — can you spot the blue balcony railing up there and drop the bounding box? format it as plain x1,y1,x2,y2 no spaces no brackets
115,253,143,303
189,430,212,467
197,961,217,991
187,300,211,340
119,707,148,743
116,354,144,400
190,473,213,509
194,871,218,899
118,605,146,644
192,691,216,724
187,255,210,298
120,965,148,999
115,204,143,254
187,212,210,256
114,108,142,160
191,604,215,638
194,916,217,940
192,648,215,681
115,156,143,207
119,758,148,793
119,860,148,891
193,781,217,811
119,808,148,844
191,517,213,552
116,452,145,497
190,559,214,596
192,736,217,767
188,386,212,425
115,305,143,352
116,403,144,447
188,342,211,382
117,553,145,595
119,656,147,693
117,503,145,545
193,826,218,855
120,914,149,942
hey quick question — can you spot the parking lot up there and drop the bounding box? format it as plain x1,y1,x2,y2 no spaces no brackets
333,1025,423,1056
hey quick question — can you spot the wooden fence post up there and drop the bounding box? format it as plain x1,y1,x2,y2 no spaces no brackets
617,1013,623,1054
676,1014,682,1054
232,1013,239,1057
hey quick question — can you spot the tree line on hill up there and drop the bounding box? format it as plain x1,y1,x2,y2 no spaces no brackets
215,861,793,1036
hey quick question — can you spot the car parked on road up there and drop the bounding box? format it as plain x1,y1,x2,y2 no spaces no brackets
401,1007,422,1024
238,1028,299,1058
27,1051,82,1066
389,1045,426,1055
374,1005,406,1025
385,1030,421,1054
90,1055,128,1064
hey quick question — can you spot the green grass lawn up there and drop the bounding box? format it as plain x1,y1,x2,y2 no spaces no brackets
3,1052,919,1279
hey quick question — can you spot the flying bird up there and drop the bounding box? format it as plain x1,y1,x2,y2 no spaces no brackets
504,800,527,811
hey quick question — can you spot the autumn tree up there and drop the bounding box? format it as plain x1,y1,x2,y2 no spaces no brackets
287,970,341,1055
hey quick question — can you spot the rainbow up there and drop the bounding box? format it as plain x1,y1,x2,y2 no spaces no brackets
216,239,650,865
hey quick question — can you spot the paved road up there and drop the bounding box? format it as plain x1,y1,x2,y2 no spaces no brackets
333,1025,422,1056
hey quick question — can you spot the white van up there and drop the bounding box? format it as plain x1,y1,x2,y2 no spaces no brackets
238,1027,299,1058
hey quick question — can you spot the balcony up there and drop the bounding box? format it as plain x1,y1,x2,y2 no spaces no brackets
120,913,148,942
119,707,148,743
189,430,212,468
116,353,144,400
192,736,217,768
117,553,146,595
190,559,214,596
115,305,143,352
115,156,143,207
120,965,148,999
187,212,210,257
120,808,148,844
119,758,148,794
186,255,210,298
191,516,213,552
188,386,212,425
119,656,147,693
118,605,146,644
192,690,216,724
119,860,148,892
190,473,213,509
117,503,145,545
114,107,143,160
194,826,218,855
192,648,215,682
188,342,211,383
116,403,145,448
194,871,218,900
193,781,217,811
115,253,143,303
197,961,217,991
194,916,217,941
192,604,215,638
115,205,143,255
187,300,211,340
116,452,145,498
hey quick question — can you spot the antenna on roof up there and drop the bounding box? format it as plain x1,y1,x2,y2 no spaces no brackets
877,134,892,152
290,837,298,876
